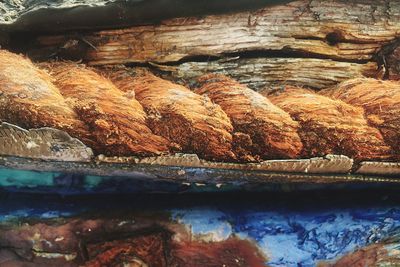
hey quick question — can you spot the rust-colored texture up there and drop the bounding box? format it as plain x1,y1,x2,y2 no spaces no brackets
0,50,92,145
322,78,400,159
268,87,391,160
0,217,267,267
1,49,400,162
195,74,302,161
103,67,235,161
170,238,267,267
44,62,170,156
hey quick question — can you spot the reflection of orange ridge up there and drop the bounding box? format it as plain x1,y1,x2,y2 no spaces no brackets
319,242,398,267
0,215,267,266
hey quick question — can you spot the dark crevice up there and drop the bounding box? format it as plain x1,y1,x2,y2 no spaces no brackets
295,33,383,45
5,27,384,67
325,31,342,46
374,37,400,79
122,48,373,71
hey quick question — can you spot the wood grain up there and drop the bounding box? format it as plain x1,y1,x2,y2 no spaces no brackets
34,0,400,65
155,57,380,91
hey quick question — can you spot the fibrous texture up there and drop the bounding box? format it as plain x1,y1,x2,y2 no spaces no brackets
0,49,92,145
195,74,302,161
322,78,400,158
104,68,235,161
45,62,170,156
268,87,391,161
1,48,398,162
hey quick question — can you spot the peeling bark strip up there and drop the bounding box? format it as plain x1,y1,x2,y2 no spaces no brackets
157,58,379,91
35,0,400,65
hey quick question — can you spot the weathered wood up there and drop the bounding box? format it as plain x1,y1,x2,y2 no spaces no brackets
0,122,93,161
1,154,400,194
33,0,400,65
356,161,400,176
155,58,379,91
135,154,354,174
0,0,290,32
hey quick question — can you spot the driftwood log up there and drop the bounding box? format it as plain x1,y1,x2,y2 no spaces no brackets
32,0,400,63
0,0,291,32
22,0,400,91
155,58,380,91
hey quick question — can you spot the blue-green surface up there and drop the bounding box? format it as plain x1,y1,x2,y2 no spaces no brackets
1,189,400,266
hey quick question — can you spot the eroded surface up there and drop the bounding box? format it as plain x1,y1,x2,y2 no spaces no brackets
1,190,400,266
0,122,93,161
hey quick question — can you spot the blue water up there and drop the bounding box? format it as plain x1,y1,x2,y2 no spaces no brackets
1,191,400,266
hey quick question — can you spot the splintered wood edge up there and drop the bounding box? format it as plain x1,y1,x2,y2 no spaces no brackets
1,155,399,186
32,0,400,64
356,162,400,176
1,122,400,178
99,154,354,174
156,58,379,91
0,122,93,162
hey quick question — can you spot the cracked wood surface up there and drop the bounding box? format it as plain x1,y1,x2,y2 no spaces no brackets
33,0,400,65
0,0,291,32
155,58,380,91
0,122,93,161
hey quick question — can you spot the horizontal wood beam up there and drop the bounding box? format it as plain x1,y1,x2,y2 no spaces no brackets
0,0,291,32
32,0,400,65
154,58,380,91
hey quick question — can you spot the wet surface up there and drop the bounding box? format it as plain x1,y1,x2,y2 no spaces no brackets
1,190,400,266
